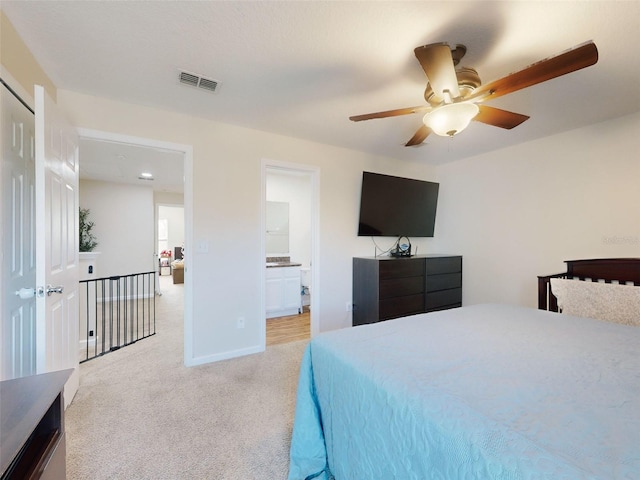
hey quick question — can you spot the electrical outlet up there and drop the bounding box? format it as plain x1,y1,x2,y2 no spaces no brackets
89,330,94,337
237,317,245,329
346,302,352,312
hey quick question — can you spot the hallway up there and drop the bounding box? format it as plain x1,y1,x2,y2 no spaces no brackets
64,273,305,479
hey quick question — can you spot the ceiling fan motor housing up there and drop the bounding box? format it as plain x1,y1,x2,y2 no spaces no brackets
424,67,481,105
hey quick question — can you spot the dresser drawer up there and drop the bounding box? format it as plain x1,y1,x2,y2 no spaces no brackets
353,255,462,326
426,272,462,292
380,276,424,299
380,294,424,320
425,256,462,275
379,258,425,279
425,288,462,310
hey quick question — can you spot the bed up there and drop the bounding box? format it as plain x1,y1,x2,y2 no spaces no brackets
288,259,640,480
538,258,640,312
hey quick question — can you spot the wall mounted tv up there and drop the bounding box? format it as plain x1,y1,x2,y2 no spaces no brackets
357,171,439,237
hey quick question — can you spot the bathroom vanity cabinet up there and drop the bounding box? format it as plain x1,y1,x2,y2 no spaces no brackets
266,265,301,318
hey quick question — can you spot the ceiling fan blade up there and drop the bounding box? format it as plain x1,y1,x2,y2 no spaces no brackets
473,105,530,129
414,43,461,100
470,41,598,102
405,125,431,146
349,105,431,122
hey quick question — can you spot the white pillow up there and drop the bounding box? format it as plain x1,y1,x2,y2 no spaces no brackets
550,278,640,326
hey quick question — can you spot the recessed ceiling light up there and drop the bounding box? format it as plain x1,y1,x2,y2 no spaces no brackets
140,172,153,178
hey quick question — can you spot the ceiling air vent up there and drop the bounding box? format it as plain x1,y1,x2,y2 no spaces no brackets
179,70,220,93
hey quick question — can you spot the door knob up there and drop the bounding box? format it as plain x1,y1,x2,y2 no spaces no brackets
46,285,64,296
15,287,36,299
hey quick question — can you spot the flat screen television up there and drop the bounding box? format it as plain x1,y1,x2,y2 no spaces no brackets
357,171,439,237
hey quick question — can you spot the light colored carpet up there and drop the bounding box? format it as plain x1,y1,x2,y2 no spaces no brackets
65,276,307,479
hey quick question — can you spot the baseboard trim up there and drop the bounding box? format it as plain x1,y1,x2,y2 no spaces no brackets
185,344,264,367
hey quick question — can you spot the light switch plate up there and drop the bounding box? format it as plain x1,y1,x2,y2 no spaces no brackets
196,240,209,253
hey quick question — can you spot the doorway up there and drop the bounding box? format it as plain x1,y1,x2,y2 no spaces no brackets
76,128,194,365
157,204,185,291
262,159,320,346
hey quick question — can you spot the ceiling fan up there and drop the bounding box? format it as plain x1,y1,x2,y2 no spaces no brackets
349,41,599,146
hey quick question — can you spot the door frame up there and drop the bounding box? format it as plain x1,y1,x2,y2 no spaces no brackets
261,159,320,344
76,128,195,365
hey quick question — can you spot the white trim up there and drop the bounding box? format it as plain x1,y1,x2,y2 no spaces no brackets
266,307,300,319
76,128,191,155
34,86,46,372
188,344,263,367
261,159,321,343
76,128,195,367
78,251,101,260
79,337,97,348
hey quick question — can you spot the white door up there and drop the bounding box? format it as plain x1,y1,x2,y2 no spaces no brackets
1,82,37,380
34,85,80,406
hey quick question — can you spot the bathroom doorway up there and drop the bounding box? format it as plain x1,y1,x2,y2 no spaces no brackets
262,160,319,346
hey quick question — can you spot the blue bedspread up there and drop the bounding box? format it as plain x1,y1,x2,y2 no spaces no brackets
288,304,640,480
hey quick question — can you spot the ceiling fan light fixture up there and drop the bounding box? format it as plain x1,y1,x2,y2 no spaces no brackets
422,102,479,137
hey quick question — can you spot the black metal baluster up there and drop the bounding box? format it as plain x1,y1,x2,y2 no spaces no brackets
79,271,157,363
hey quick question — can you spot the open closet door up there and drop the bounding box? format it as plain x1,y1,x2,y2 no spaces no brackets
1,81,37,380
34,85,80,406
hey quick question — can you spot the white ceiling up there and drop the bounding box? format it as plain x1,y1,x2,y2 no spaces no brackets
78,138,185,193
3,1,640,176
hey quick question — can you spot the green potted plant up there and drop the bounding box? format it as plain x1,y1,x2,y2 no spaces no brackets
79,207,99,252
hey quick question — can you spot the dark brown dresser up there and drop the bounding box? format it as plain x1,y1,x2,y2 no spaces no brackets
352,255,462,326
1,369,72,480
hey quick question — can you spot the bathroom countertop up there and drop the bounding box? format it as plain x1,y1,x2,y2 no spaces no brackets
266,262,302,268
266,256,302,268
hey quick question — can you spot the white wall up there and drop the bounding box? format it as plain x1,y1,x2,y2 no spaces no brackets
266,172,311,267
79,179,155,278
66,88,640,365
433,111,640,308
59,90,438,364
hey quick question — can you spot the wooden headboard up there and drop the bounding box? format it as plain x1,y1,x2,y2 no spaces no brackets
538,258,640,311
